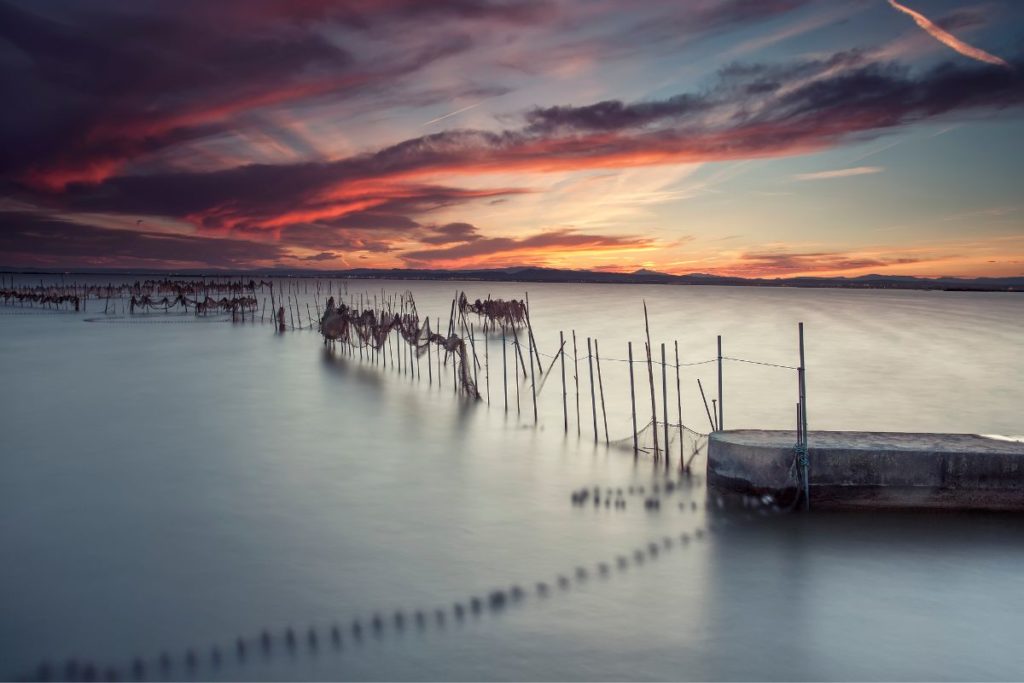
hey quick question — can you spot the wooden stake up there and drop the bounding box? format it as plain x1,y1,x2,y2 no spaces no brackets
628,342,638,457
528,322,537,423
502,325,508,412
717,334,724,431
426,318,433,384
662,342,670,469
642,302,660,460
698,379,715,432
595,339,609,445
560,331,567,433
645,341,660,460
484,327,490,403
675,340,684,471
587,337,598,443
572,330,580,436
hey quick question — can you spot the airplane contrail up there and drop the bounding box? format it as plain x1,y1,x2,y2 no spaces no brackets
420,102,484,128
887,0,1011,69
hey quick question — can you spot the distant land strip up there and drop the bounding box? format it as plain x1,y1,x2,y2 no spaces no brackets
1,267,1021,292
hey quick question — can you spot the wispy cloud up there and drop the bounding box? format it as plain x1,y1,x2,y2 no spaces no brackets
794,166,884,181
887,0,1011,69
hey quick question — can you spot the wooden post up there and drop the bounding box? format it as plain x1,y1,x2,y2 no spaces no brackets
502,325,508,412
717,334,724,432
512,327,521,413
572,331,580,436
484,328,490,404
799,322,809,511
645,341,660,460
524,293,543,373
586,337,597,443
559,331,567,433
595,339,609,445
675,341,684,471
642,302,660,460
528,323,537,424
628,342,638,457
426,319,433,385
698,378,715,432
661,342,669,469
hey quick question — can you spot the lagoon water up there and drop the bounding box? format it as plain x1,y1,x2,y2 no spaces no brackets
2,279,1023,680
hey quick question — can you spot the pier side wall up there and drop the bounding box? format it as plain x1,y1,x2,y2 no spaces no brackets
707,430,1024,510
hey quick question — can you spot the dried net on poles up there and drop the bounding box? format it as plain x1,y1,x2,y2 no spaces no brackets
319,296,480,398
458,293,527,330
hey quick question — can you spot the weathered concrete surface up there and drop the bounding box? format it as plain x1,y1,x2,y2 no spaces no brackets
707,430,1024,510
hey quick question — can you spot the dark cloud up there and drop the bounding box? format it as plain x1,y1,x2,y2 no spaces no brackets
297,251,340,262
724,251,924,276
22,50,1020,237
419,222,481,244
0,0,544,189
0,211,285,268
402,229,653,265
277,224,395,252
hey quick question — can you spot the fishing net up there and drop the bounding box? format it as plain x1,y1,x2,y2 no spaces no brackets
609,419,708,471
458,293,527,329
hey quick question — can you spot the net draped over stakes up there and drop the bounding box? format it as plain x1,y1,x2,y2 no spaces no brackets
319,296,483,398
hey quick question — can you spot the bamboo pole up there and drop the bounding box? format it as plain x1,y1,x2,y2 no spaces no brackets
586,337,597,443
675,340,684,471
560,331,567,433
572,331,580,436
661,342,669,469
595,339,609,445
642,302,660,460
628,342,638,457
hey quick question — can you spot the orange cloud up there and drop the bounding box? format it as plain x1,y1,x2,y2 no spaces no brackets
887,0,1011,68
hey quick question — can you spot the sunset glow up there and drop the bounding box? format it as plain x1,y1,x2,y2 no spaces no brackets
1,0,1022,277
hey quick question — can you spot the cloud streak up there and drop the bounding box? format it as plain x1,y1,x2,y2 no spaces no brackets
794,166,884,181
887,0,1011,69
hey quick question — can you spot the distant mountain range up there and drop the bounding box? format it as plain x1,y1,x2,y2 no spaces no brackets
3,266,1021,291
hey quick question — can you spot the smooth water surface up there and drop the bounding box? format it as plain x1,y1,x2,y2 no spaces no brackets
1,280,1023,680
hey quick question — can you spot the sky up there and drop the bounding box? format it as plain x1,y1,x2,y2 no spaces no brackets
1,0,1022,277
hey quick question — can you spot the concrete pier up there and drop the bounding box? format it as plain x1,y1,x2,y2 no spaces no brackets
708,430,1024,510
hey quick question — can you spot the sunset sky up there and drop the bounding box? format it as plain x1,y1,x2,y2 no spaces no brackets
1,0,1022,277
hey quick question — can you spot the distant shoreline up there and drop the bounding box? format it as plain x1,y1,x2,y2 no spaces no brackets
1,266,1021,292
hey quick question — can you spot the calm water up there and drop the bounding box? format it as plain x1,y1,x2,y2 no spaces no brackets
1,279,1023,681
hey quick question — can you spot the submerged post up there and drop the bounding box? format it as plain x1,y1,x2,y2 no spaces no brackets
717,334,724,432
628,342,638,457
560,331,567,433
587,337,598,443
